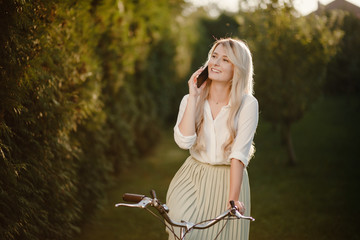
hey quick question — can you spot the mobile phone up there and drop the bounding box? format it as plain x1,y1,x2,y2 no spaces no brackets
197,66,208,88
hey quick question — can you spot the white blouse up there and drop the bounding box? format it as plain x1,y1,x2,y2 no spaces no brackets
174,94,259,167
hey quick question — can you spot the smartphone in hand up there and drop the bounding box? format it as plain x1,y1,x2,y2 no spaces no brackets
197,66,208,88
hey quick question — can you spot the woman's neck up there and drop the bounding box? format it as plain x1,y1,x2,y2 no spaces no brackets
208,81,231,105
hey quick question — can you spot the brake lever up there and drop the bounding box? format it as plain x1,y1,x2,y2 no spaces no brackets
115,197,153,209
229,200,255,221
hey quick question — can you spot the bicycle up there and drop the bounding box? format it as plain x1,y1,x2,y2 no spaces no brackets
115,190,255,240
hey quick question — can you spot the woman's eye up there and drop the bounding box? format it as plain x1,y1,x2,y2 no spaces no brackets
223,58,229,62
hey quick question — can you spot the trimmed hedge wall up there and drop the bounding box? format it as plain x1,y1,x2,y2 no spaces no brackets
0,0,181,239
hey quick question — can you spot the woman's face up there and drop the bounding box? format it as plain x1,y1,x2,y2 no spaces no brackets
208,44,234,84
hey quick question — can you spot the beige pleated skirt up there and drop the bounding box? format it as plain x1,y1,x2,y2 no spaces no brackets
166,156,251,240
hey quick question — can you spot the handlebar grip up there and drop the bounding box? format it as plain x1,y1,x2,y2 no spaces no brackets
123,193,145,203
230,200,235,209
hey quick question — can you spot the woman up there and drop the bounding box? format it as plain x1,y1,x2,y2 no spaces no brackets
166,38,259,240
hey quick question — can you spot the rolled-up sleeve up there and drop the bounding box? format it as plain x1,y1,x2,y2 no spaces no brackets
174,95,197,149
228,96,259,167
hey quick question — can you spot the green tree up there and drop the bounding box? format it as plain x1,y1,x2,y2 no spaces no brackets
0,1,107,238
324,12,360,96
240,3,342,165
93,0,182,174
0,0,185,239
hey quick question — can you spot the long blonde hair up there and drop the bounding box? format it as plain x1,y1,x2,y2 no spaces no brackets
194,38,255,159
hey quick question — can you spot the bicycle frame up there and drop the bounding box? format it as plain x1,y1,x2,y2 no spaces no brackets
115,190,255,240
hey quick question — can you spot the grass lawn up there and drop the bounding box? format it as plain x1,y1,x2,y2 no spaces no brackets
73,95,360,240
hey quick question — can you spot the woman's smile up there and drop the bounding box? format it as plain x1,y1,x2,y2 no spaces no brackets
211,68,221,73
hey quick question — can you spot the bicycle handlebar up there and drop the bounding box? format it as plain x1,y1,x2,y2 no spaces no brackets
116,190,255,232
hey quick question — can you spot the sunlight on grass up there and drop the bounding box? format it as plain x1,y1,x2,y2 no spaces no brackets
249,96,360,240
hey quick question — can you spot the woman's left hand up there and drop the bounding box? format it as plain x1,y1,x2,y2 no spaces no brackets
228,200,245,215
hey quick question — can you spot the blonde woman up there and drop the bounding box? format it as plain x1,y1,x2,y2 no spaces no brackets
166,38,259,240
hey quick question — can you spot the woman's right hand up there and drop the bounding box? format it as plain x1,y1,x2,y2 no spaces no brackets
188,68,207,97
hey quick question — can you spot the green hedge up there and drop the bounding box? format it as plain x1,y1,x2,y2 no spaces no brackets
0,0,182,239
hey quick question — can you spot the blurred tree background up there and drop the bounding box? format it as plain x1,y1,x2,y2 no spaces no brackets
240,3,343,165
0,0,359,239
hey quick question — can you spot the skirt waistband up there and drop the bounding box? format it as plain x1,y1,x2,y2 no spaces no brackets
188,156,230,169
